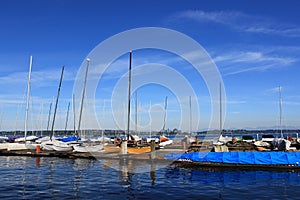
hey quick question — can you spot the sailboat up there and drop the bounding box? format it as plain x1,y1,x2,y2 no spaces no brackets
6,56,39,151
158,96,173,147
214,83,231,146
125,51,151,154
41,66,74,152
73,58,104,153
254,86,293,151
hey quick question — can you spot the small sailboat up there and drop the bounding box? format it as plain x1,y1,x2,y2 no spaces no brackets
72,58,104,153
126,52,151,154
7,56,39,151
159,135,173,147
41,66,73,152
158,96,173,147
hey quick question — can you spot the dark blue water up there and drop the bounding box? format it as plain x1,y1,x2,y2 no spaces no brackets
1,156,300,200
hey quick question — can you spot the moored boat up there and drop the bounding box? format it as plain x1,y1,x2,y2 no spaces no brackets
41,139,73,152
167,151,300,169
127,146,151,154
73,143,104,153
103,144,121,153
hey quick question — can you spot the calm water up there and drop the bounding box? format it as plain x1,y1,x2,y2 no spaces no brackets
1,156,300,200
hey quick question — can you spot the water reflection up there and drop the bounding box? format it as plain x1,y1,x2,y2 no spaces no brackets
35,157,40,167
70,159,95,199
2,156,300,199
167,166,300,186
100,156,158,186
150,162,156,186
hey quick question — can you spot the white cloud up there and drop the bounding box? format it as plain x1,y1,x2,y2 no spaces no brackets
213,51,297,76
0,68,76,89
173,10,300,38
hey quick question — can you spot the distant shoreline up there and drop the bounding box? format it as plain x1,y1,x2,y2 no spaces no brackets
0,129,299,137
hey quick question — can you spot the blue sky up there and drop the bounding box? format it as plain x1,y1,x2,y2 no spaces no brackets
0,0,299,131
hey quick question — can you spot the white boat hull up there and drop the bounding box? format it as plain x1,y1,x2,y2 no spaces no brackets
15,135,38,142
73,144,104,153
5,142,39,151
159,140,173,147
6,143,27,151
0,143,8,150
41,140,73,151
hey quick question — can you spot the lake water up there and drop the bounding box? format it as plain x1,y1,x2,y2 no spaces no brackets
1,156,300,199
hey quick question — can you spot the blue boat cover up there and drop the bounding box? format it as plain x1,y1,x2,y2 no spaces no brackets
165,152,300,166
60,136,80,142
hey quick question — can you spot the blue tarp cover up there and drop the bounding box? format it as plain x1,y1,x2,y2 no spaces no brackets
60,136,80,142
167,152,300,165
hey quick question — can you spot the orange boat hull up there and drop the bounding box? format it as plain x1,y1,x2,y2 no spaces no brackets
127,146,151,154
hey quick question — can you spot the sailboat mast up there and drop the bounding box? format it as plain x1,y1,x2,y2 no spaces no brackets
189,96,192,136
219,82,222,133
127,51,132,140
50,66,64,140
101,100,105,143
47,97,53,132
24,55,33,141
162,96,168,131
39,102,44,136
78,58,90,136
135,91,138,134
73,94,76,136
14,104,21,136
65,102,70,133
149,100,152,138
279,86,283,138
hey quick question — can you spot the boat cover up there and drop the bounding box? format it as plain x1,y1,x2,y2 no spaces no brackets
165,152,300,165
60,136,80,142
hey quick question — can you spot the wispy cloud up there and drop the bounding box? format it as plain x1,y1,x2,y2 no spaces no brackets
213,51,297,76
266,86,282,94
0,68,76,88
172,10,300,37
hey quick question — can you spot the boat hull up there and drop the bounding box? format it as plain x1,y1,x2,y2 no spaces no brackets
127,146,151,154
73,144,104,153
103,144,121,153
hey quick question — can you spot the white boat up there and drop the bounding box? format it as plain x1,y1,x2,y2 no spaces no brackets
6,141,38,151
73,143,104,153
52,140,73,151
254,140,270,147
41,139,73,152
35,136,51,144
215,135,232,145
159,135,173,147
14,135,38,142
0,143,8,150
0,136,9,150
6,143,27,151
90,136,110,143
159,139,173,147
40,140,55,151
